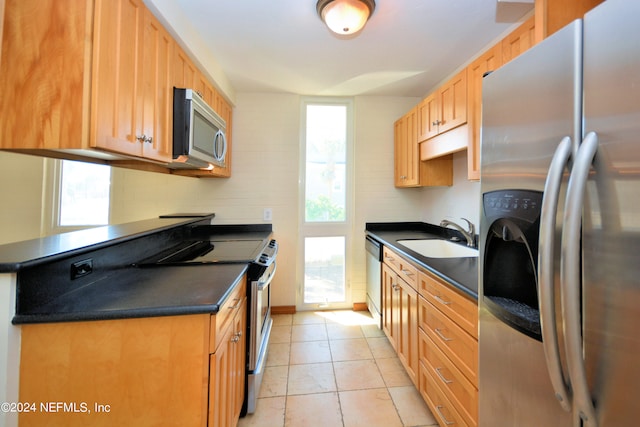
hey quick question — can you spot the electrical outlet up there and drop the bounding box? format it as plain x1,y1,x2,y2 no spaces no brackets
263,208,273,221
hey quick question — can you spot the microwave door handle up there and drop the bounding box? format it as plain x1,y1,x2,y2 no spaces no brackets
538,136,573,413
214,130,227,162
561,131,599,427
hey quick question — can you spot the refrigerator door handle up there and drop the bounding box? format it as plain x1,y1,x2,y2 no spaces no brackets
562,131,599,427
539,136,573,412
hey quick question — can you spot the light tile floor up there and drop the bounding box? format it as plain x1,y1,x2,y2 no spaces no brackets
238,310,438,427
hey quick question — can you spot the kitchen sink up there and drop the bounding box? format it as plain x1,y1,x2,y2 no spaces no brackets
397,239,479,258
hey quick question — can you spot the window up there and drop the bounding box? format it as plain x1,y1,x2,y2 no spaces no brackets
300,99,353,310
57,160,111,229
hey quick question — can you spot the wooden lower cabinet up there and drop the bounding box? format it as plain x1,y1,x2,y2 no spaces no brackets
18,281,247,427
209,298,246,427
381,246,478,427
381,259,419,386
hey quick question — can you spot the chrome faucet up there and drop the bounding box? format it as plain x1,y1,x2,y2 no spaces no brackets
440,218,476,247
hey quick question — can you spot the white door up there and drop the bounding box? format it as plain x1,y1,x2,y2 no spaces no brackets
299,98,353,311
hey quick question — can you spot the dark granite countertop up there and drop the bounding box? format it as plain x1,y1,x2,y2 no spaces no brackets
12,263,248,324
366,222,478,300
0,214,217,272
5,215,273,325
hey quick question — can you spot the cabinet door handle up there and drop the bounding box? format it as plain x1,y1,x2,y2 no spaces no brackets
433,294,452,305
135,134,153,144
435,367,453,384
435,405,455,425
434,328,453,342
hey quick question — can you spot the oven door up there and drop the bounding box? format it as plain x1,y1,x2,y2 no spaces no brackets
249,261,276,371
246,261,276,414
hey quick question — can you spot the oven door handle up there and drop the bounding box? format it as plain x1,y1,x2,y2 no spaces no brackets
257,263,277,291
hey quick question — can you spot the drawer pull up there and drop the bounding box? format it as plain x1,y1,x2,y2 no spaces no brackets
401,269,414,277
392,283,401,291
433,294,452,305
384,255,395,261
229,298,242,310
435,367,453,384
434,328,453,342
435,405,455,425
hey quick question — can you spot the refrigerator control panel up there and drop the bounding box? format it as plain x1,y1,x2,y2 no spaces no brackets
483,190,543,223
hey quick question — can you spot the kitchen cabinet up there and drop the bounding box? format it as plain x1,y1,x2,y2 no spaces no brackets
209,297,246,427
534,0,604,42
418,270,478,427
418,69,468,142
18,276,247,427
466,44,503,181
0,0,233,177
382,247,419,386
380,241,478,427
502,15,537,65
92,0,173,163
394,108,453,188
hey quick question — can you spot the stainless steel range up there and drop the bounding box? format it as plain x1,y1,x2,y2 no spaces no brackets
137,234,278,415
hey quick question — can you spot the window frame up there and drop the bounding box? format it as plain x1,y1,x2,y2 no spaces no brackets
44,158,112,235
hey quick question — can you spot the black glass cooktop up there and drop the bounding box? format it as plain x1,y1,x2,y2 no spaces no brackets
137,239,266,265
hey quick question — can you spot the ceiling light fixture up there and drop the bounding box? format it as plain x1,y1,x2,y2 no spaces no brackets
316,0,376,36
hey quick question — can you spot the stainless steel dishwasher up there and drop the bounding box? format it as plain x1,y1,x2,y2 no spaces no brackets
365,235,382,328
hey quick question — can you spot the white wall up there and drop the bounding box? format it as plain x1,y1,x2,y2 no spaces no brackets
0,94,483,309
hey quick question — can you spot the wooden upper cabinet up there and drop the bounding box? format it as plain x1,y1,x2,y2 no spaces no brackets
91,0,172,163
535,0,604,42
395,107,453,188
502,15,536,65
0,0,92,150
140,8,173,162
395,107,419,187
467,44,503,181
417,69,467,142
91,0,145,158
173,45,198,90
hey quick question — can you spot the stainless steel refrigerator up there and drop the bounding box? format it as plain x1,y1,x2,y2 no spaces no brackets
479,0,640,426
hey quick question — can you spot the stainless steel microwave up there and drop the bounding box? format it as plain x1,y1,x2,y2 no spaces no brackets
168,88,227,170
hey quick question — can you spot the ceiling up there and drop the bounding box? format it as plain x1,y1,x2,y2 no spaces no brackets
169,0,533,98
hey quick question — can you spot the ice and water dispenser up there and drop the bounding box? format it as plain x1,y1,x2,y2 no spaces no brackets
482,190,544,341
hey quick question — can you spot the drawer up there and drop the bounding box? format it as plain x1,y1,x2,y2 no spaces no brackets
419,361,470,427
419,271,478,339
419,328,477,426
383,246,418,289
421,298,478,387
210,277,247,353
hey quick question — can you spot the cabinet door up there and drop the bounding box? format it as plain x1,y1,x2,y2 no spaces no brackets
209,298,246,427
398,278,419,386
382,263,398,349
438,68,467,134
417,92,439,142
394,108,420,187
174,45,198,89
91,0,145,157
140,9,173,162
502,15,536,65
466,44,502,180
